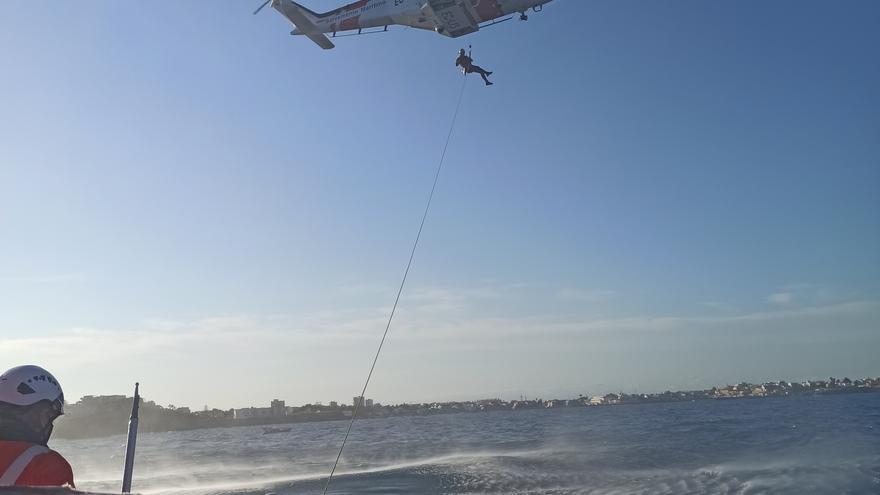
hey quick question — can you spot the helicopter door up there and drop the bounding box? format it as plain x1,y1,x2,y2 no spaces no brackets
426,0,481,37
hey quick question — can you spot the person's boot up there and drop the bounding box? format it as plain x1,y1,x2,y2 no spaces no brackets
486,71,493,76
485,80,493,86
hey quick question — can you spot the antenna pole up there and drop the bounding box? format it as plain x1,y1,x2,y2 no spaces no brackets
121,383,140,494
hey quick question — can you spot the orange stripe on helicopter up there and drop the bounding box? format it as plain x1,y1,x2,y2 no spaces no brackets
342,0,369,12
340,16,361,31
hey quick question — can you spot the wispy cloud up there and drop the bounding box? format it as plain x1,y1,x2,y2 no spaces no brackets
403,284,527,312
394,299,880,340
768,292,795,305
3,295,877,408
7,298,872,362
767,283,842,307
701,301,737,312
3,279,875,406
557,288,617,303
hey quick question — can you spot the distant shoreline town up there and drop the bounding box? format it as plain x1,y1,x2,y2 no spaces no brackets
54,376,880,439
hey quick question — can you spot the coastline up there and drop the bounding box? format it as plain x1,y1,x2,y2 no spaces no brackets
54,376,880,440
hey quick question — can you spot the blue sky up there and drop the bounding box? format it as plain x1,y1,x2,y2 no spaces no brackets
1,0,878,409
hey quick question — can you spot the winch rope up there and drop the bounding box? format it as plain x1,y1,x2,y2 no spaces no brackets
321,72,469,495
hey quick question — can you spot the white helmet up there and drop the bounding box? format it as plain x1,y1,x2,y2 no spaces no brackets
0,365,64,408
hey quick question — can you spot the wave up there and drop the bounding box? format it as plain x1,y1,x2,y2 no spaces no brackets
63,395,880,495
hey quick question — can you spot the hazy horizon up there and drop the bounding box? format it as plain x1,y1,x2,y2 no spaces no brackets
2,1,879,412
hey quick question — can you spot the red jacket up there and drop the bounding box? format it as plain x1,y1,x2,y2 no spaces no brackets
0,440,74,487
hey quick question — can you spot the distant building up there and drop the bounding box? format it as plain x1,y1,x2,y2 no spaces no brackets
202,408,231,419
353,396,364,408
477,399,506,411
329,401,338,408
271,399,286,417
233,407,272,420
511,400,542,410
365,399,374,408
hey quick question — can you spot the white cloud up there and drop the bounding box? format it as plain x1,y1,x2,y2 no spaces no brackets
768,292,795,305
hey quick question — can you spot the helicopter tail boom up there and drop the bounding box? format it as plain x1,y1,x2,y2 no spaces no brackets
274,0,335,49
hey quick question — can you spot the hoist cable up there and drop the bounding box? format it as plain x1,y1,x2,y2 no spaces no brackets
321,73,469,495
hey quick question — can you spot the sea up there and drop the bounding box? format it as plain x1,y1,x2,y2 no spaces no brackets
53,393,880,495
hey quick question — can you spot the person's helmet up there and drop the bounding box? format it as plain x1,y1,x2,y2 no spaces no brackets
459,48,466,55
0,365,65,444
0,365,64,408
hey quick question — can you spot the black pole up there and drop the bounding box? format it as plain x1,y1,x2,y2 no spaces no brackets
121,383,140,493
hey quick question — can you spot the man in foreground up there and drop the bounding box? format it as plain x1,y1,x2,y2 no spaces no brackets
0,365,74,487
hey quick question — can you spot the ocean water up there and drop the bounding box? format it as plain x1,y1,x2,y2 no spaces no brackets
54,393,880,494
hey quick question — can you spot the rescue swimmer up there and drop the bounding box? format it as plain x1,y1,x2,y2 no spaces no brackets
456,48,494,86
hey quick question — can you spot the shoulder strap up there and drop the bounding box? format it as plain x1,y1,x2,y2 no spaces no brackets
0,445,49,485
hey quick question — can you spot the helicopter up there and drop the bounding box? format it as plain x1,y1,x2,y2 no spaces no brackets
254,0,554,49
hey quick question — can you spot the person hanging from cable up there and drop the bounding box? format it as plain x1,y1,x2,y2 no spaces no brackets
0,365,74,487
456,47,493,86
